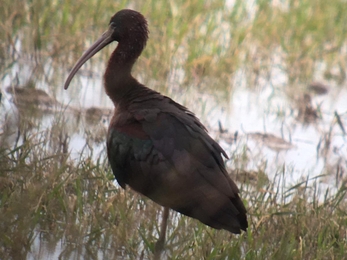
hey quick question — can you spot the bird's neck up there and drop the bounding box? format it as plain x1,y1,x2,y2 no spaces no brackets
104,42,143,105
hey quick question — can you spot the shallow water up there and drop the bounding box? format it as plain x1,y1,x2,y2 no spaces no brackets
2,54,346,190
3,58,346,258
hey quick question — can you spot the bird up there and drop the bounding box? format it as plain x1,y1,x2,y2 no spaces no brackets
64,8,247,244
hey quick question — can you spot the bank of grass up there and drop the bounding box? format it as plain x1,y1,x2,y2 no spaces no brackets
1,0,347,259
1,128,346,259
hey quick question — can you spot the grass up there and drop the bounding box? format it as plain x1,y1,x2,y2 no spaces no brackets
2,0,346,92
1,137,346,259
1,0,347,259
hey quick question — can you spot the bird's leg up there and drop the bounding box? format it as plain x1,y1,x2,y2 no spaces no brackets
153,207,169,259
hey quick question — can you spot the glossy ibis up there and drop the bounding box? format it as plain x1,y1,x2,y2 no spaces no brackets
64,8,247,251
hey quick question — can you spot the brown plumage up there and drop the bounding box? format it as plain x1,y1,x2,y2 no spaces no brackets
64,9,247,234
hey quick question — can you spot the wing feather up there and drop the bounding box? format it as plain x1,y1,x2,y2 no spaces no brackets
107,94,247,233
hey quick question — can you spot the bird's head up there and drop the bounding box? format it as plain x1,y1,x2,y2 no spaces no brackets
64,9,148,90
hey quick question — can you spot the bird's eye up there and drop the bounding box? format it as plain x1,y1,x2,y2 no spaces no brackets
110,22,116,28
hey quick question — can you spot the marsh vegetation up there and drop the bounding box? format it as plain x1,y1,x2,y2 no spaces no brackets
1,0,347,259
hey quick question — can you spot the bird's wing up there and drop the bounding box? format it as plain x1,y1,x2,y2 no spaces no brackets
107,96,247,233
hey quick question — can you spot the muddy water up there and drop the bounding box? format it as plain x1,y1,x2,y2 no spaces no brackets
227,66,347,189
2,57,347,190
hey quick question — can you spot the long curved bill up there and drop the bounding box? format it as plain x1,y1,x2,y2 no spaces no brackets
64,26,114,90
